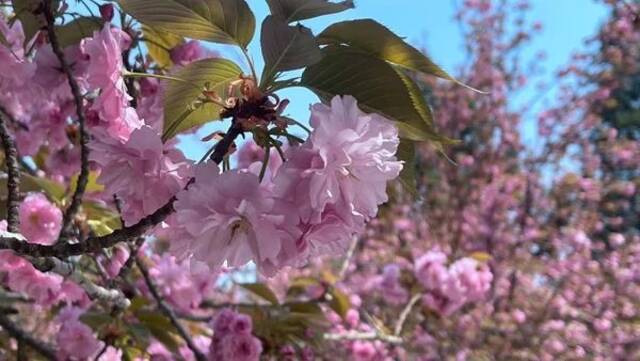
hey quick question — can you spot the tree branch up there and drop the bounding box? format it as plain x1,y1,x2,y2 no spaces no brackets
31,257,130,309
0,105,21,232
324,330,403,345
136,257,207,361
0,198,175,257
394,293,422,336
210,120,243,164
0,122,244,258
0,313,57,360
42,0,90,237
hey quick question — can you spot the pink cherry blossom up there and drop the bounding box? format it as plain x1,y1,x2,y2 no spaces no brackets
171,163,297,275
56,308,102,360
91,126,191,225
18,193,62,245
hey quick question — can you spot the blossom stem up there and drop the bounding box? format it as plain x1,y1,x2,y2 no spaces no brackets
135,257,207,361
210,121,243,164
42,0,90,239
0,105,21,232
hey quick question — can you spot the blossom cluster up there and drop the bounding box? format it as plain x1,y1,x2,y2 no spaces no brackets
414,251,493,315
169,95,402,275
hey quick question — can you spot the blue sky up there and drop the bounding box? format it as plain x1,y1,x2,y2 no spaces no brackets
174,1,610,159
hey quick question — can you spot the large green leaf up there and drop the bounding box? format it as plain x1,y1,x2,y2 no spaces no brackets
119,0,255,47
301,45,449,143
328,287,350,319
162,58,243,140
397,139,417,196
260,15,322,86
240,283,279,304
266,0,354,23
318,19,480,92
11,0,59,45
56,17,104,48
142,25,184,68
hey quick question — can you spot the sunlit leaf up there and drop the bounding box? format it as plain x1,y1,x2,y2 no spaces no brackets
119,0,255,47
70,171,104,195
240,283,279,304
142,25,184,68
162,58,242,141
260,15,322,86
56,17,104,48
318,19,481,92
397,139,417,196
266,0,354,23
84,201,122,237
470,251,492,263
136,311,180,352
301,45,450,143
328,287,350,319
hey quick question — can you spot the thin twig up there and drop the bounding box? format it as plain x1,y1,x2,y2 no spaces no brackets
338,236,358,280
0,313,57,360
394,293,422,336
136,257,207,361
324,330,403,345
0,105,20,232
42,0,90,238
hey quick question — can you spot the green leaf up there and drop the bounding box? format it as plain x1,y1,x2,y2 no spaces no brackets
21,174,66,203
266,0,354,23
162,58,243,140
70,171,104,195
240,283,279,304
260,15,322,86
119,0,255,47
80,312,114,331
56,17,104,48
136,311,180,352
328,287,350,319
301,45,449,143
318,19,481,92
142,25,184,68
11,0,57,45
84,201,122,237
396,139,417,196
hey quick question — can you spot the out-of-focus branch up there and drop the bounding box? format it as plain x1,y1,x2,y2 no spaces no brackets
324,330,403,345
338,236,358,280
31,257,130,309
42,0,90,238
136,257,207,361
0,105,21,232
0,313,57,360
394,293,422,336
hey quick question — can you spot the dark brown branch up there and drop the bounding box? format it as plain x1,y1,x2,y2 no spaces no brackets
210,121,243,164
0,123,243,258
0,105,21,232
136,257,207,361
0,197,175,257
0,313,57,360
42,0,90,237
